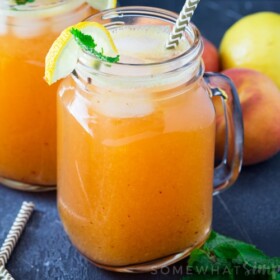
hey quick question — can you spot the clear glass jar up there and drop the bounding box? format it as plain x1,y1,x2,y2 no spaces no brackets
57,6,243,272
0,0,94,191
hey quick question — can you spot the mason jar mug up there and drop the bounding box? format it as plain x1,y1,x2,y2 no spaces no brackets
0,0,96,191
57,6,243,272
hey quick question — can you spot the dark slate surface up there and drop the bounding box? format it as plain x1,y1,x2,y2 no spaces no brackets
1,0,280,279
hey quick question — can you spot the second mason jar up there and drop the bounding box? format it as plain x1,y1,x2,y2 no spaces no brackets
0,0,95,191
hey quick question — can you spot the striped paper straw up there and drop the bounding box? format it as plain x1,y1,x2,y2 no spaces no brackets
0,265,14,280
166,0,201,49
0,202,35,279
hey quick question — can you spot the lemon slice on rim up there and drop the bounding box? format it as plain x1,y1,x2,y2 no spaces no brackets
86,0,117,11
45,21,118,85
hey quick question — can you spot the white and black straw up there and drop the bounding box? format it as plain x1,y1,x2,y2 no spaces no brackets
166,0,201,49
0,201,35,280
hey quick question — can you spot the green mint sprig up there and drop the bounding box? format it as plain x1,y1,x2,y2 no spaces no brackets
184,231,280,280
70,28,120,64
15,0,35,5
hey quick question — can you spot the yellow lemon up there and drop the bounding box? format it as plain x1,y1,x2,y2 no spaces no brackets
220,12,280,88
45,21,118,85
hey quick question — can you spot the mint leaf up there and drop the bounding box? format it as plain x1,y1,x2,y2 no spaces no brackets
206,232,280,270
188,249,215,268
15,0,35,4
186,231,280,280
189,248,234,279
71,28,97,50
213,244,240,261
204,231,247,252
271,271,280,280
235,244,271,269
70,28,120,64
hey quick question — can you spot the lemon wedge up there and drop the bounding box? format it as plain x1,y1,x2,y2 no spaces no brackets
45,21,118,85
86,0,117,11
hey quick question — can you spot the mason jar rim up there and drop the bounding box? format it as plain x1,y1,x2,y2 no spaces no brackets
76,6,203,80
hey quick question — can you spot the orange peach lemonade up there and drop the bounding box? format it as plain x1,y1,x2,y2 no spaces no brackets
0,1,94,187
58,25,216,266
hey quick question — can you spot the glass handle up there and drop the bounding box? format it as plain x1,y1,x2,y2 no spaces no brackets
204,72,244,195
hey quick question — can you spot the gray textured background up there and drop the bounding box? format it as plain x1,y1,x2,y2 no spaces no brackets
0,0,280,279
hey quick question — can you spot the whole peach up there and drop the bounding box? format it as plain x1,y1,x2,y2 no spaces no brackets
202,37,220,72
214,68,280,165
